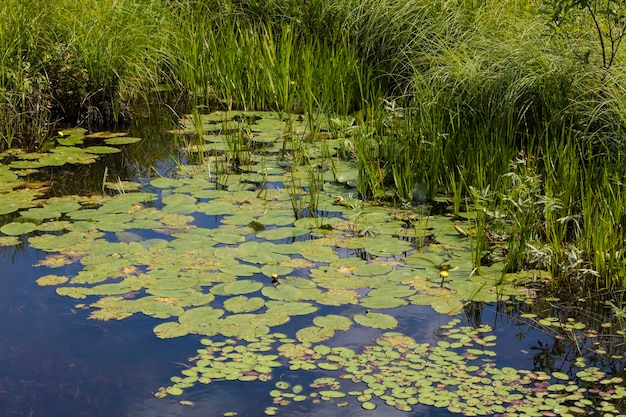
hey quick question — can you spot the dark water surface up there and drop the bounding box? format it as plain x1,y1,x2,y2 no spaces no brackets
0,247,535,417
0,245,195,417
0,240,570,417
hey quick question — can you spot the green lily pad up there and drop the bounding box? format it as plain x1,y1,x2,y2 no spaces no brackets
84,146,121,154
104,136,142,145
20,207,62,221
359,296,407,309
367,285,416,298
85,131,128,139
150,178,183,188
262,285,304,301
296,326,335,343
154,321,194,338
313,315,352,331
319,390,346,398
223,296,265,313
36,274,69,286
352,263,393,276
219,264,262,277
265,301,318,316
361,401,377,410
222,280,264,295
0,236,20,246
1,221,37,235
105,181,144,192
354,312,398,329
256,227,310,240
552,372,570,381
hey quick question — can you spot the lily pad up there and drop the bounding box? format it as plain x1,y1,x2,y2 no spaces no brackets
223,296,265,313
84,146,121,154
352,263,393,276
1,221,37,235
0,236,20,246
296,326,335,343
104,136,142,145
313,315,352,331
256,227,310,241
36,274,69,286
354,312,398,329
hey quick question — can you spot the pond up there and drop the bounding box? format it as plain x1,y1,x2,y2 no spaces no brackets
0,106,625,417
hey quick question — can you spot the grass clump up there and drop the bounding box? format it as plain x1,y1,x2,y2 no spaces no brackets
0,0,165,148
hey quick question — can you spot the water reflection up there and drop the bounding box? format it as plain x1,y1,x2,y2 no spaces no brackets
0,248,201,416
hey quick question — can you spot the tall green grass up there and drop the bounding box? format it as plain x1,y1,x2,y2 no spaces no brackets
0,0,165,147
165,2,381,115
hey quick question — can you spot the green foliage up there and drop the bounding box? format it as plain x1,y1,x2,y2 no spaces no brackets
0,0,165,146
543,0,626,70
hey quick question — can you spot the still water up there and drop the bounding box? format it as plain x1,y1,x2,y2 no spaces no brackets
0,107,623,417
0,247,543,417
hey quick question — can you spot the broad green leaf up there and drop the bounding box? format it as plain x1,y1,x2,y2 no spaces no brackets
354,312,398,329
1,221,37,235
313,315,352,331
256,227,310,240
223,296,265,313
296,326,334,343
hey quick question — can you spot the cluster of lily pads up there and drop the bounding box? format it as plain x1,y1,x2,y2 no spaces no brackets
157,319,626,416
12,112,534,314
0,128,141,246
1,111,623,415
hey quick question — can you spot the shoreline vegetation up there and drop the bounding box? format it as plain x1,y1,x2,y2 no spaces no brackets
1,0,625,293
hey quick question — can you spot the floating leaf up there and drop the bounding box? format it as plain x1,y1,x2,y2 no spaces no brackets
354,312,398,329
319,390,346,398
84,146,121,154
1,221,37,235
552,372,570,381
314,288,360,306
162,193,197,214
150,178,183,188
222,280,264,295
352,263,393,276
223,296,265,313
296,326,334,343
361,401,377,410
265,301,318,316
179,306,224,324
20,207,62,221
261,265,294,278
262,285,303,301
367,285,416,298
359,296,407,309
104,136,142,145
256,227,310,240
36,274,69,286
0,236,20,246
313,315,352,331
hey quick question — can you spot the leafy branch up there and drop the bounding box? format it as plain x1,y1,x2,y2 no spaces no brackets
544,0,626,71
